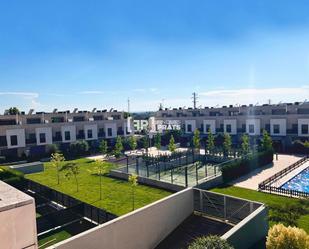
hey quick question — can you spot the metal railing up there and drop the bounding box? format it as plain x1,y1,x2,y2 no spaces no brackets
258,155,309,198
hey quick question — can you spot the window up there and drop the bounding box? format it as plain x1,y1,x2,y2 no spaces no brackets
93,115,103,121
273,124,280,134
65,131,71,141
55,131,61,139
187,124,192,132
51,117,64,123
73,116,85,122
226,124,232,133
87,129,93,139
107,128,112,137
27,118,41,124
0,136,7,146
10,135,18,146
39,133,46,143
249,124,255,134
301,124,309,134
205,124,211,132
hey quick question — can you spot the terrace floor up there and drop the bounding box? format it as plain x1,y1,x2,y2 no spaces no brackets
155,214,232,249
231,154,302,190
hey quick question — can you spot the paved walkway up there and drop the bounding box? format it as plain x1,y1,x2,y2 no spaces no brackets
232,154,303,190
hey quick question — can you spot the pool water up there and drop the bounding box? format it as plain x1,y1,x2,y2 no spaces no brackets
281,167,309,193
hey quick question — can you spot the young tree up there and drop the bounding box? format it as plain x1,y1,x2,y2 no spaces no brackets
142,136,149,152
99,140,108,156
92,159,111,200
154,133,161,150
189,235,234,249
61,163,80,192
193,129,200,150
261,130,273,151
168,135,176,153
223,133,232,157
207,128,215,155
114,136,123,158
50,152,65,185
129,136,137,151
128,174,138,211
266,224,309,249
240,134,250,155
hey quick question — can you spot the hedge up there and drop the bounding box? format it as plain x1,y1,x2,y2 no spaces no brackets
221,150,274,182
0,166,25,189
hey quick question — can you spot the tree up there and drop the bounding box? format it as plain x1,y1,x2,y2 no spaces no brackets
50,152,65,185
129,136,137,151
188,235,234,249
168,135,176,153
223,133,232,157
142,136,149,151
61,163,80,192
207,128,215,155
92,159,110,200
128,174,138,211
69,140,89,157
154,133,161,150
261,130,273,151
240,134,250,155
266,224,309,249
193,129,200,150
8,107,20,115
99,140,108,155
114,136,123,158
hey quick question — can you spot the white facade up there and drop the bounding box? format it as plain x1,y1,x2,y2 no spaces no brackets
84,124,98,140
35,127,52,145
185,120,196,134
104,123,117,138
6,129,26,148
246,119,261,136
203,120,216,134
224,119,237,135
270,119,286,136
61,125,76,143
298,119,309,137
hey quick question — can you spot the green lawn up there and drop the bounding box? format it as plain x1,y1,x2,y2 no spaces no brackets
26,158,171,216
38,230,71,249
211,185,309,233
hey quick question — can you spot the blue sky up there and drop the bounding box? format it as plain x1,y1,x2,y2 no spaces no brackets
0,0,309,112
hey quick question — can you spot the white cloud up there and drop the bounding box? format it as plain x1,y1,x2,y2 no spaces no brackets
0,92,39,98
199,86,309,106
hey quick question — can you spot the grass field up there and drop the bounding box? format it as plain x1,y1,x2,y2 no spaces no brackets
26,158,171,216
211,185,309,233
38,230,71,249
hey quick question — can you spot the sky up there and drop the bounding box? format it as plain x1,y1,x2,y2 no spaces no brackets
0,0,309,113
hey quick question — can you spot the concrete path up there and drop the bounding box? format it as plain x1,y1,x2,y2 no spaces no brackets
232,154,303,190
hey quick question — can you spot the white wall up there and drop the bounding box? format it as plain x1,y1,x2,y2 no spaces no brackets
298,119,309,137
6,129,26,148
49,189,194,249
224,119,237,135
35,127,52,145
104,123,117,138
84,124,98,140
246,119,261,136
270,119,286,136
203,120,216,134
61,125,76,143
185,120,196,133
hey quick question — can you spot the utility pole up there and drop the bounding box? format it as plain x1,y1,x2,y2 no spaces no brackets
192,92,198,109
127,98,130,114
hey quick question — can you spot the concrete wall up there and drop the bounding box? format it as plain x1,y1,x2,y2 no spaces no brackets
222,205,268,249
0,181,37,249
6,128,26,148
196,175,223,190
49,188,194,249
298,118,309,137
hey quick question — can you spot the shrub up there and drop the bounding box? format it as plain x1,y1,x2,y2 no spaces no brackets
69,140,89,157
291,140,309,154
46,144,59,155
188,235,234,249
266,224,309,249
221,150,273,182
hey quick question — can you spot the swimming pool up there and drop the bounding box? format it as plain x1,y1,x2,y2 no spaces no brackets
281,167,309,193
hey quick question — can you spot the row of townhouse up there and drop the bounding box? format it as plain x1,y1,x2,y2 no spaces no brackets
0,109,132,157
152,102,309,148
